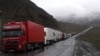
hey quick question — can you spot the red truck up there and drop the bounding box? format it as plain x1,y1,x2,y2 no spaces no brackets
2,20,44,52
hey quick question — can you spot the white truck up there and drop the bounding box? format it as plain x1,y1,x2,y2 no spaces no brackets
44,27,62,44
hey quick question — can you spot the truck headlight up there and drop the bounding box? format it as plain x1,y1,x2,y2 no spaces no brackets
18,45,21,48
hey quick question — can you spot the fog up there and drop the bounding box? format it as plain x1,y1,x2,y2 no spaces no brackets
31,0,100,22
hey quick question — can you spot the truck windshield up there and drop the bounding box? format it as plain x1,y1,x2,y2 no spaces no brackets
2,29,23,37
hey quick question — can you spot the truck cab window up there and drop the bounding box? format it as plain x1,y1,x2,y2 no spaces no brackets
2,29,23,37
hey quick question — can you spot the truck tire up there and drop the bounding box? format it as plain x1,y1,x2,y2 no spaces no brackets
47,40,50,45
39,43,44,48
24,45,28,52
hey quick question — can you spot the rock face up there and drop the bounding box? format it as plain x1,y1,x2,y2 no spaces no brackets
0,0,59,29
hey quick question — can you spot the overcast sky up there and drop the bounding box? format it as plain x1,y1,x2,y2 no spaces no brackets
31,0,100,20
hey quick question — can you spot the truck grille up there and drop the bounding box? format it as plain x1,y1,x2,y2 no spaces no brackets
5,41,18,45
5,41,19,50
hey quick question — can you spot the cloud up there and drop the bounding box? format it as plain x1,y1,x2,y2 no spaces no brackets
31,0,100,20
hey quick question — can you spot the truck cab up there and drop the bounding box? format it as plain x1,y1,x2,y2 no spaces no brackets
2,22,26,52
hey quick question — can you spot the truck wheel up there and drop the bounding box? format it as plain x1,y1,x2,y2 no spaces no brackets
47,40,50,45
24,45,28,52
31,44,35,50
50,40,54,44
39,43,44,48
27,44,35,51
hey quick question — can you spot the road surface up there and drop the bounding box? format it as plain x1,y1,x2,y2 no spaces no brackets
43,27,93,56
0,27,93,56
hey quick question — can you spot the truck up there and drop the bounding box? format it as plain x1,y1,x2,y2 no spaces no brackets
2,20,45,52
44,27,62,44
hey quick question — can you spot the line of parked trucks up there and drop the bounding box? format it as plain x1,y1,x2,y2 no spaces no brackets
1,20,74,52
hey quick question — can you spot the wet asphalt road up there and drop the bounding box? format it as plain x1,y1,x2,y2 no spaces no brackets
44,27,93,56
0,35,78,56
0,37,76,56
0,48,44,56
0,27,93,56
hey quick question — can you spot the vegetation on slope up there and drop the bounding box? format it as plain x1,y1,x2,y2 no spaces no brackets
78,27,100,51
59,22,88,33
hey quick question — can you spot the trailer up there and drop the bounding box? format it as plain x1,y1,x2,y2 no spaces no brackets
44,27,62,44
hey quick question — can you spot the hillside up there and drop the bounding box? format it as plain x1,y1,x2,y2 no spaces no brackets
78,27,100,51
59,22,88,33
86,19,100,26
0,0,59,29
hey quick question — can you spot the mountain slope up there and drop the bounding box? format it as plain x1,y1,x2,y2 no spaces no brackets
86,19,100,26
59,22,88,33
0,0,59,29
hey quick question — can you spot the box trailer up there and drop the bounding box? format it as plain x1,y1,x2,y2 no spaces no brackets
44,27,62,44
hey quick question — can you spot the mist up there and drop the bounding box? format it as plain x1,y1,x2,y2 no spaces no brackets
31,0,100,24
